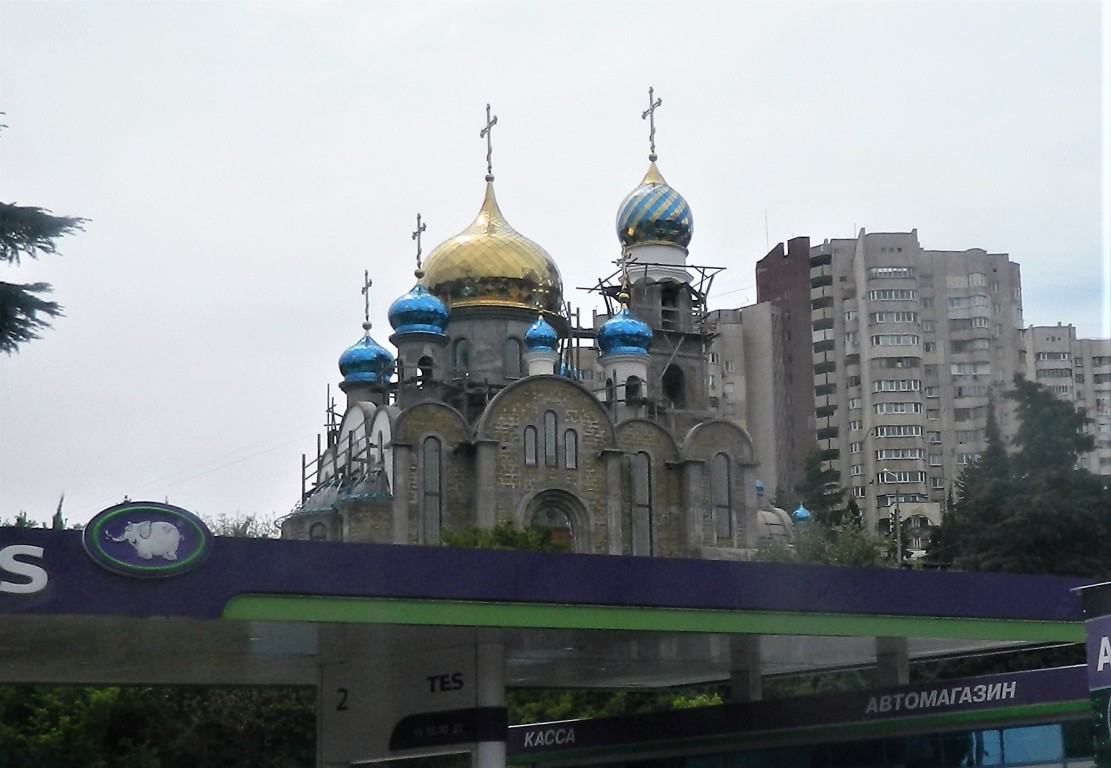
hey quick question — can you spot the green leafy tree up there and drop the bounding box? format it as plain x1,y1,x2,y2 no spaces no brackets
0,513,315,767
929,377,1111,577
442,520,568,552
0,202,85,353
755,518,888,569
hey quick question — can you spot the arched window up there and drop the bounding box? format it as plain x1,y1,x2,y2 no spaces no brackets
625,375,642,405
525,489,587,553
532,506,573,551
523,426,538,467
605,378,616,408
631,452,652,556
564,429,578,469
309,522,327,541
711,452,732,538
396,360,405,386
376,431,385,466
417,355,434,388
454,339,470,374
421,437,442,544
504,338,522,378
543,411,558,467
663,364,686,408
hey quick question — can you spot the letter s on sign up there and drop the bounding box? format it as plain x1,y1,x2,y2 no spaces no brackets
0,545,48,594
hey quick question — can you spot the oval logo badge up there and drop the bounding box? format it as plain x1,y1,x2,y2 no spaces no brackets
83,501,212,578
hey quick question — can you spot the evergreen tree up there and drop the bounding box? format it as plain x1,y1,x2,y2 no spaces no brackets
792,447,847,526
1,182,86,352
928,377,1111,577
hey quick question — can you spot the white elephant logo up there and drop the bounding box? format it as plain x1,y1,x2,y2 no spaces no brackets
106,520,183,561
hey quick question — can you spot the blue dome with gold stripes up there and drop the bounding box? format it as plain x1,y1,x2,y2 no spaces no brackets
616,162,693,249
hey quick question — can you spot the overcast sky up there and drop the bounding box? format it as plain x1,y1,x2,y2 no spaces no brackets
1,1,1108,528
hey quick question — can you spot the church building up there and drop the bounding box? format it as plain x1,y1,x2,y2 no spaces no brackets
281,98,793,558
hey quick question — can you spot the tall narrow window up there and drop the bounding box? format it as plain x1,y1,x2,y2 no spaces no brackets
711,453,732,538
543,411,558,467
523,426,538,466
631,452,652,556
418,355,434,388
625,376,642,405
663,365,685,408
564,429,578,469
504,338,522,378
454,340,470,374
661,285,680,330
605,378,616,408
421,437,442,544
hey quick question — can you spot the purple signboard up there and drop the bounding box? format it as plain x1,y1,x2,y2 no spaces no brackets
508,666,1087,756
0,521,1090,623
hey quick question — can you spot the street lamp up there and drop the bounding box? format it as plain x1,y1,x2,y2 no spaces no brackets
882,468,902,565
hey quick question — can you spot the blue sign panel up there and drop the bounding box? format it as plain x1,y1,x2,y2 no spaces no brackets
83,501,212,578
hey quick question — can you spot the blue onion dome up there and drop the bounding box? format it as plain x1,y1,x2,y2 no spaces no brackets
597,307,653,357
420,182,563,313
616,162,693,250
524,314,559,352
388,282,449,337
792,504,811,524
338,329,395,384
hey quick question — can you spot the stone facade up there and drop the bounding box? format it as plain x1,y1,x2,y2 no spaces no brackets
282,161,790,559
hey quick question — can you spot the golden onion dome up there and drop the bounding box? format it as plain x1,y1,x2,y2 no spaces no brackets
420,182,563,313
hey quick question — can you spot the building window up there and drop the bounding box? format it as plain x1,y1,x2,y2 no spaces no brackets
626,376,642,404
523,426,538,467
663,365,686,408
711,453,732,538
605,377,616,407
504,338,522,378
631,452,652,556
453,339,471,373
418,355,434,387
543,411,558,467
309,522,328,541
421,437,442,544
564,429,578,469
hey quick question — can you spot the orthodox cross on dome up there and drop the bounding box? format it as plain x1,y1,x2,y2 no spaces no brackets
642,87,662,162
360,270,373,333
613,249,633,309
480,103,498,181
412,212,427,276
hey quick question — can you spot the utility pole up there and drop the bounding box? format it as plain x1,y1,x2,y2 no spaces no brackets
883,468,902,566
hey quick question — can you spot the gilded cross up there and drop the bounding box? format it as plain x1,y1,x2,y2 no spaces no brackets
361,270,373,330
642,87,662,161
480,103,498,181
411,213,427,273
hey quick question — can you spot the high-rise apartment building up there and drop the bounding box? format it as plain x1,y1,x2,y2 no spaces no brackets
757,229,1027,545
1024,324,1111,474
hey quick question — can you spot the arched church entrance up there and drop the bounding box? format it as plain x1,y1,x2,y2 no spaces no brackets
521,489,590,553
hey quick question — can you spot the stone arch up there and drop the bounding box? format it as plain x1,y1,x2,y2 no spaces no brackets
474,375,616,445
516,487,591,554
